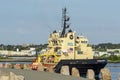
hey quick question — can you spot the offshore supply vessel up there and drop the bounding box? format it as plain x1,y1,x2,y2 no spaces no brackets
32,8,107,79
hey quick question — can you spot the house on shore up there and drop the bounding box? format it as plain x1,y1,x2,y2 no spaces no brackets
107,49,120,56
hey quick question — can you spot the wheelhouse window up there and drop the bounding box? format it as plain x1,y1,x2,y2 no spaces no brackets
81,41,87,44
77,51,83,54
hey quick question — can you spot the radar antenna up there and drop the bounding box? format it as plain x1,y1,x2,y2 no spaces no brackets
61,8,70,37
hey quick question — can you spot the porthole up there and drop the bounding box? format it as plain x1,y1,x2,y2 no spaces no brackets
69,35,73,39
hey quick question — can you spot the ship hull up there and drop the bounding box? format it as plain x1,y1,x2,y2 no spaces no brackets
54,59,107,79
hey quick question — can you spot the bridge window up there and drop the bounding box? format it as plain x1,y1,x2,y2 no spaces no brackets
81,41,87,44
77,51,83,54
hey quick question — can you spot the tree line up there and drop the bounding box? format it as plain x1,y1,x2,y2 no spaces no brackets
92,43,120,51
0,43,120,52
0,44,48,52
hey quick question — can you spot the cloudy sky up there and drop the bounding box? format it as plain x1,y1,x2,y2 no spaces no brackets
0,0,120,45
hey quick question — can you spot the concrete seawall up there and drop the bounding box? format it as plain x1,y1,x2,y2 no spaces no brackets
0,71,24,80
0,68,90,80
1,63,117,80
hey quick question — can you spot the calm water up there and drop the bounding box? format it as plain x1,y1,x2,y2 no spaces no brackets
106,63,120,80
0,62,119,80
0,61,32,64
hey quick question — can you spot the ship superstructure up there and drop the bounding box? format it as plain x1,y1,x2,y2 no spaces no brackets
41,8,93,62
32,8,107,79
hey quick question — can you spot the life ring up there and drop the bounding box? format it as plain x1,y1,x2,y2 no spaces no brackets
69,35,73,39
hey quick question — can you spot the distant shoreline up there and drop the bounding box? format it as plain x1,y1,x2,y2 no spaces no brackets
0,58,120,63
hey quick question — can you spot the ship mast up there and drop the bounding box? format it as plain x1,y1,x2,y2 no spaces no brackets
61,8,70,37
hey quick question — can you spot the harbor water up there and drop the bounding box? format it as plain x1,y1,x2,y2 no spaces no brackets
0,62,119,80
106,63,120,80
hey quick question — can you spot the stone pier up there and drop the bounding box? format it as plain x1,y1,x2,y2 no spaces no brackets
118,73,120,80
100,68,112,80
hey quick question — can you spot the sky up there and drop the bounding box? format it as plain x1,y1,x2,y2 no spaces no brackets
0,0,120,45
